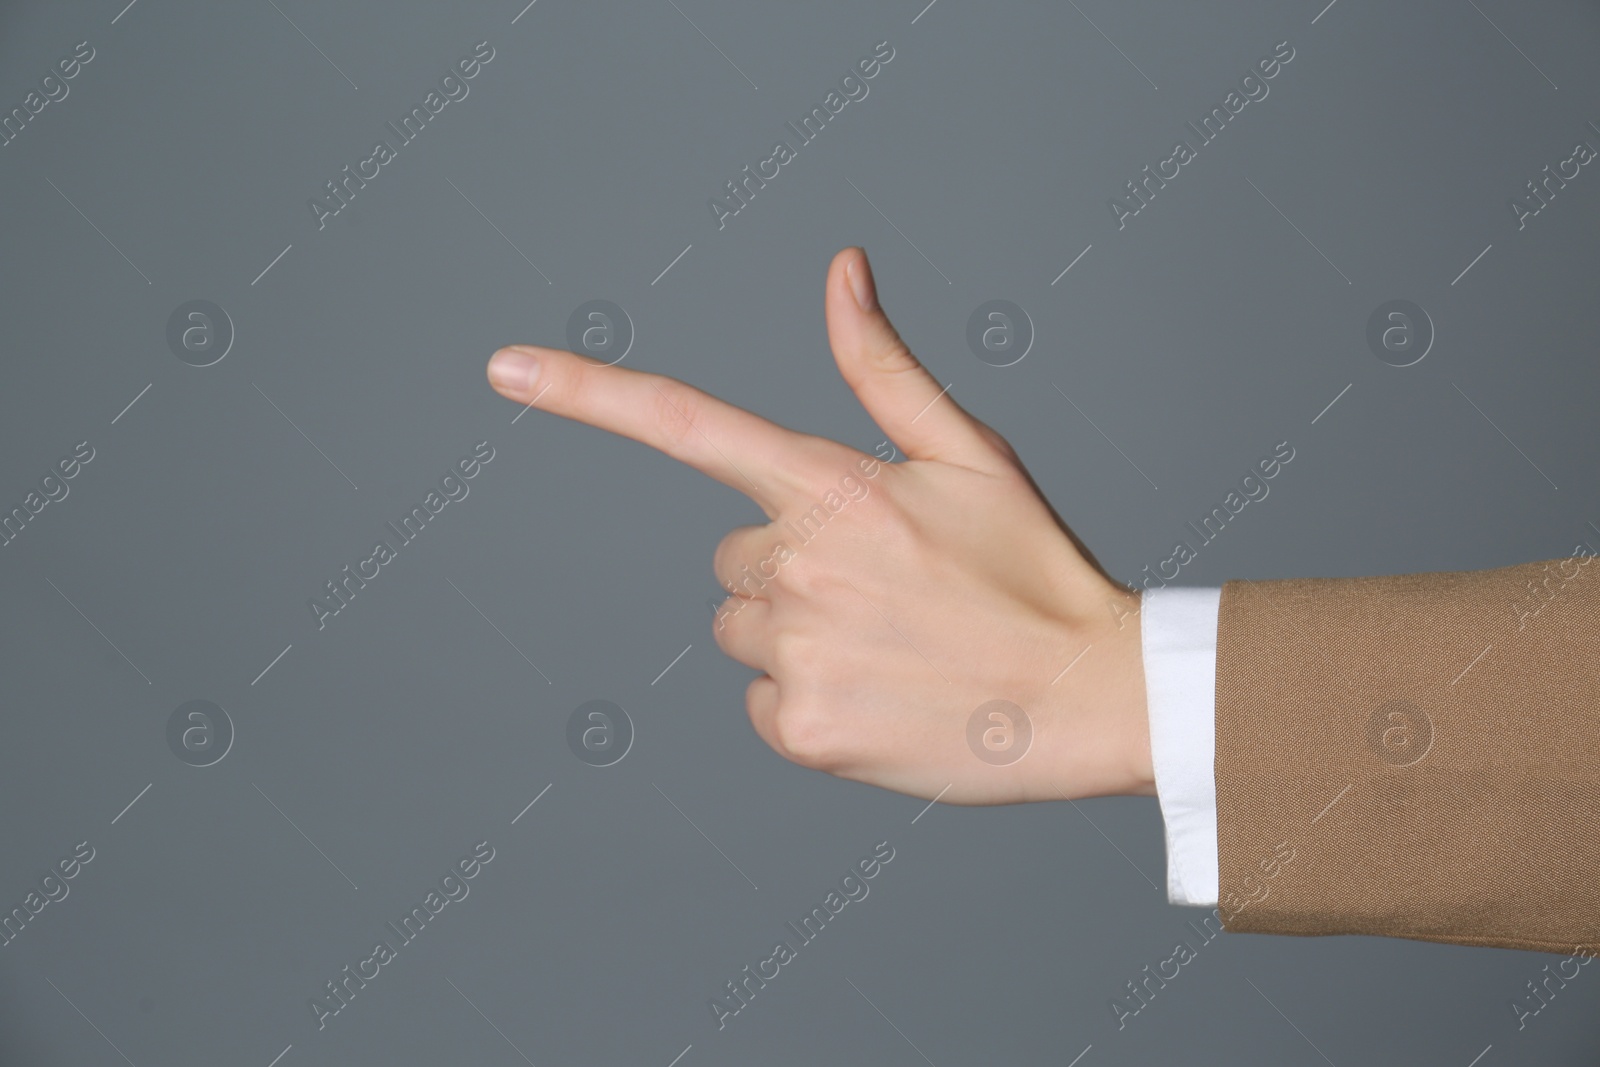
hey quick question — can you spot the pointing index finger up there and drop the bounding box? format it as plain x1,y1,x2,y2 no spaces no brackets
488,344,813,517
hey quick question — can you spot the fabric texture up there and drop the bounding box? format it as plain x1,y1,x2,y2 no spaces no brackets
1214,556,1600,954
1141,585,1222,907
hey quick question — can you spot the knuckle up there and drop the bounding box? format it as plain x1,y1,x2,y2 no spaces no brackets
789,440,857,499
771,700,837,768
710,597,743,648
869,335,920,374
847,494,916,553
711,532,742,585
718,537,784,599
772,547,827,596
771,632,824,678
977,421,1021,464
744,675,777,729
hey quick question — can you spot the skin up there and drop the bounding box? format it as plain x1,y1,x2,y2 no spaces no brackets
486,247,1154,804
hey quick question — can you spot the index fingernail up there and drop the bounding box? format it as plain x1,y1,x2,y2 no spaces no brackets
488,348,541,394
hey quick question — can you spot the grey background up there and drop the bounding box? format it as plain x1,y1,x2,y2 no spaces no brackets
2,0,1597,1064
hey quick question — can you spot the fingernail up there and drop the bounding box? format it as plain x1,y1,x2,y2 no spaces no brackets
488,348,541,393
846,249,878,312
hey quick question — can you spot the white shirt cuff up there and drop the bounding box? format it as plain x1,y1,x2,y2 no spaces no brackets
1140,585,1221,907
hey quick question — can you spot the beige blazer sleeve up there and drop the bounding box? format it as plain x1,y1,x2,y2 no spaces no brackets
1213,556,1600,954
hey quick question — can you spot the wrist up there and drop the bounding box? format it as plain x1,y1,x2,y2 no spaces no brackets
1097,587,1155,797
1024,584,1154,801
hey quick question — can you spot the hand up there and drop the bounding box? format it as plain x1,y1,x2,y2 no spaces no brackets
485,248,1152,803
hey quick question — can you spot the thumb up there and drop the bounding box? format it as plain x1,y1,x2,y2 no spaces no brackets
825,247,1001,469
